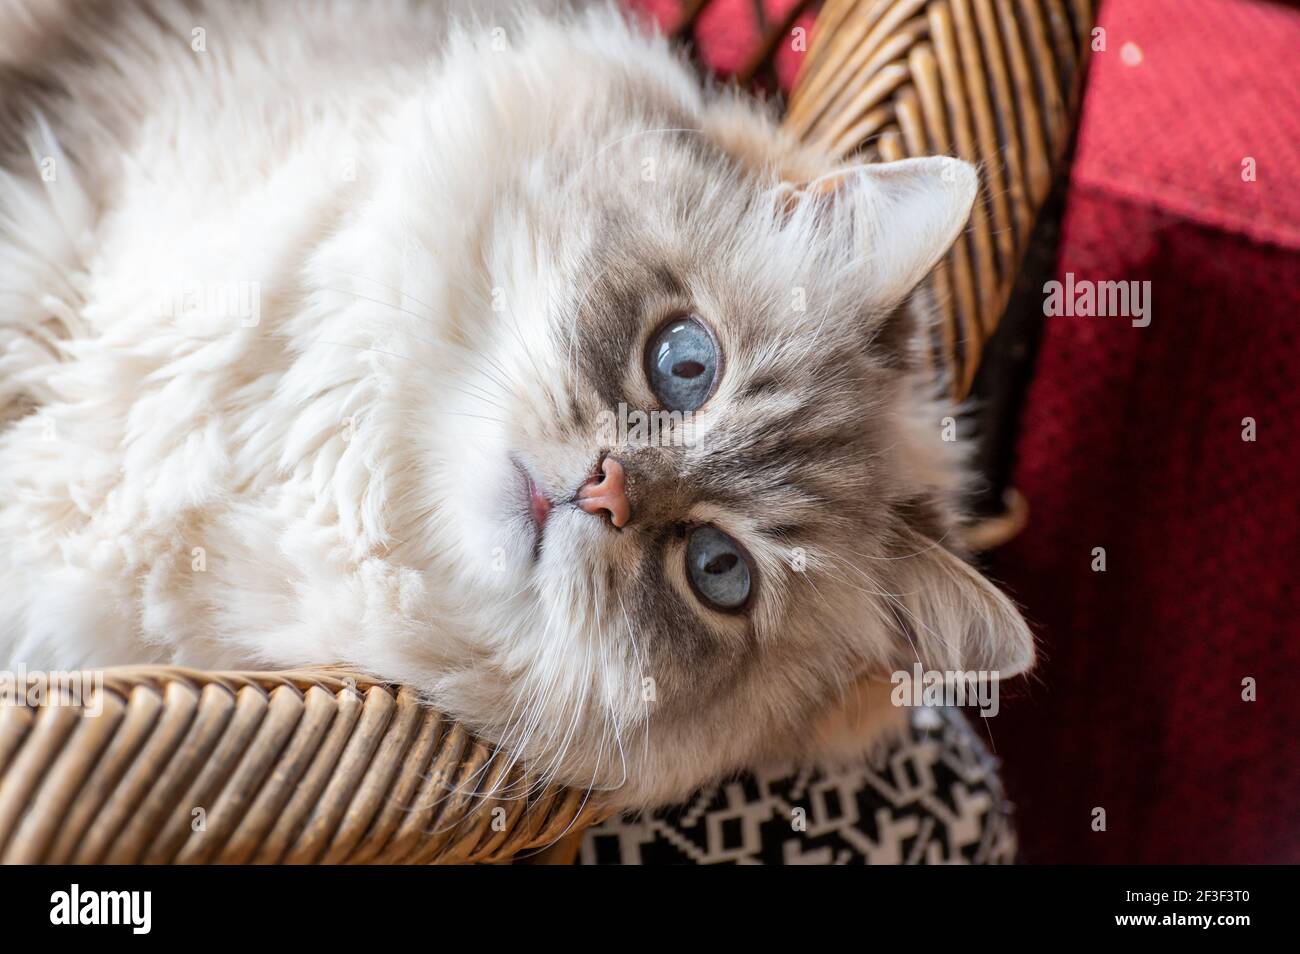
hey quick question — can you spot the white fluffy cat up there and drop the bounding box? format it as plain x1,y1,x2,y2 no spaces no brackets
0,0,1032,807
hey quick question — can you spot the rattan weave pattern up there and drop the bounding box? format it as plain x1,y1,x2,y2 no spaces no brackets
0,667,605,864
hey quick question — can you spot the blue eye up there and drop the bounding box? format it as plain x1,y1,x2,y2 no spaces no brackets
646,316,718,411
686,526,752,612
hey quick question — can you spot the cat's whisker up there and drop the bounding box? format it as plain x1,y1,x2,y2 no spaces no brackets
499,617,570,788
537,585,603,794
617,592,653,774
314,284,516,397
166,329,520,446
498,303,552,398
319,267,444,323
316,286,514,398
467,351,518,399
438,380,512,416
496,602,586,799
561,249,621,375
316,285,443,328
590,588,630,792
416,270,530,395
442,612,568,806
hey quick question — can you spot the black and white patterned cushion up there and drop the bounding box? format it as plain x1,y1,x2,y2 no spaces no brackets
579,707,1016,864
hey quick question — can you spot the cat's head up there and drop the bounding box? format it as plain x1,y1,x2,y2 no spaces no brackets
381,6,1033,806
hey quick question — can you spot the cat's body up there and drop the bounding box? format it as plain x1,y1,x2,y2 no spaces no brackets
0,0,1031,807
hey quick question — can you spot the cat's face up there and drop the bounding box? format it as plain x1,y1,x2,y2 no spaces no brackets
367,9,1036,806
413,116,1033,805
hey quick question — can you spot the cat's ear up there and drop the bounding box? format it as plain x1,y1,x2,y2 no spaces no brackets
791,157,979,312
876,529,1035,677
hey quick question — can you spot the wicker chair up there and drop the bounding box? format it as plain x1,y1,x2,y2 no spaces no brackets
0,0,1094,865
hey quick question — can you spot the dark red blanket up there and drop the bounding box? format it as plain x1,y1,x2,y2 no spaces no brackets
988,0,1300,864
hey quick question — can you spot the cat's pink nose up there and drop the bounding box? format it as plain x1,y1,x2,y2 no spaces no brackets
576,456,631,528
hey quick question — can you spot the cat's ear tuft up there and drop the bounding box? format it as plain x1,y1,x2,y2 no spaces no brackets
792,157,978,310
877,529,1035,678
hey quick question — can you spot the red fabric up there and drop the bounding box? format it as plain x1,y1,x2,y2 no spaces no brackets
626,0,817,92
637,0,1300,862
988,0,1300,864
